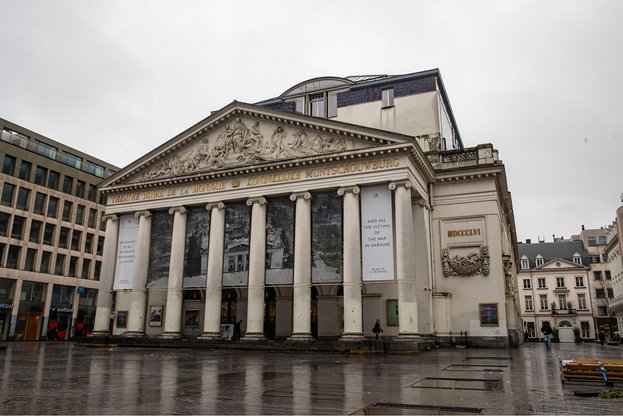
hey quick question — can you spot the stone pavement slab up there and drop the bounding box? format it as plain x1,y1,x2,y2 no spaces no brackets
1,341,622,414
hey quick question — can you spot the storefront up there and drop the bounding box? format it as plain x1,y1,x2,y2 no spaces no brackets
0,278,16,340
47,284,75,341
15,281,46,340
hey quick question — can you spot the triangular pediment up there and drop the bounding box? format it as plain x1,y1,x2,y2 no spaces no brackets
538,258,587,270
104,102,411,188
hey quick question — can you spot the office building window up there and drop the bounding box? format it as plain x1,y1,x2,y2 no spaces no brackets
2,155,16,175
47,170,60,190
94,261,101,280
43,224,55,245
75,180,85,198
59,227,70,249
382,88,395,108
25,248,37,272
18,160,31,181
11,216,25,239
540,295,549,310
47,196,59,218
33,192,46,214
34,140,57,159
525,295,533,311
16,187,30,210
523,279,531,289
40,251,52,274
71,230,82,251
84,233,94,254
68,256,78,277
0,212,9,236
34,166,48,186
577,294,587,310
75,205,85,225
87,208,97,228
538,277,546,288
575,276,584,287
6,245,21,269
1,183,15,206
29,220,42,243
96,236,104,255
62,175,73,194
87,184,97,202
81,259,91,279
54,254,66,275
556,277,565,288
60,151,82,169
62,201,73,222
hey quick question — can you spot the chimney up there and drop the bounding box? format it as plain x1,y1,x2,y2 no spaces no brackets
582,224,585,231
526,238,531,244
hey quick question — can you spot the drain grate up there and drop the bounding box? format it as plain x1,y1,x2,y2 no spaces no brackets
409,377,502,391
445,364,507,372
354,402,483,415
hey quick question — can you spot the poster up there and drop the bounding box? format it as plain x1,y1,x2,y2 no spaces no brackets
266,197,294,285
311,193,343,284
479,303,499,326
361,185,395,281
149,305,163,327
222,202,250,287
113,214,138,290
116,311,128,328
147,211,173,290
386,299,399,326
183,207,210,288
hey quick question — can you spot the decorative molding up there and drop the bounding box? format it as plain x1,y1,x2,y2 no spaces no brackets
168,206,187,215
416,199,431,210
289,191,312,202
388,180,413,191
206,202,225,211
502,254,515,296
101,214,119,223
441,245,490,277
337,185,360,196
246,197,267,206
134,210,151,219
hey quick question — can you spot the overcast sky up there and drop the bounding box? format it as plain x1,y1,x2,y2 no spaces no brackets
1,0,622,243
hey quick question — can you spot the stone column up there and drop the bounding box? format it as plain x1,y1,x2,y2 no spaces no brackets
162,207,187,339
389,181,419,338
199,202,225,340
40,282,54,339
413,199,434,334
125,210,152,337
338,186,364,340
243,197,267,341
70,286,80,339
8,279,23,338
92,215,119,336
288,192,313,341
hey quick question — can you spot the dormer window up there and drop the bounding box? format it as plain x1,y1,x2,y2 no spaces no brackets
573,253,582,265
535,255,544,267
520,256,529,270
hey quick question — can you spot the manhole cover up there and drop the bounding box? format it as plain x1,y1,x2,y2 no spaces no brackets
445,364,507,372
353,402,482,415
409,377,502,391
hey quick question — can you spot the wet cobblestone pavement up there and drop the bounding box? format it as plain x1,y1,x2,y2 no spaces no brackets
1,341,623,414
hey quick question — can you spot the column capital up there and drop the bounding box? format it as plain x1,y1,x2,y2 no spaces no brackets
206,202,225,211
168,206,187,215
135,210,151,219
290,191,312,202
101,214,119,223
337,186,360,196
388,180,413,191
246,197,267,206
416,198,430,210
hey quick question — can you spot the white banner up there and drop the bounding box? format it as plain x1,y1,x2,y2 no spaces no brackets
113,214,139,290
361,185,395,281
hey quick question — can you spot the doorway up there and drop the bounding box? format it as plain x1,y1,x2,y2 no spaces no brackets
558,320,574,343
311,287,318,338
15,312,42,340
264,287,276,340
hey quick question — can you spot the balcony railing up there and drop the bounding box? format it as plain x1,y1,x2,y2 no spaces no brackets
551,308,577,315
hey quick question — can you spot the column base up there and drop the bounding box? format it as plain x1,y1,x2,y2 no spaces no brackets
287,333,315,342
242,332,266,342
197,332,221,341
397,333,430,342
123,331,146,338
89,330,111,337
339,333,365,341
160,332,181,340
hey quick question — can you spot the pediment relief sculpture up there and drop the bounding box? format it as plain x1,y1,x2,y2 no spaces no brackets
133,117,367,183
441,246,490,277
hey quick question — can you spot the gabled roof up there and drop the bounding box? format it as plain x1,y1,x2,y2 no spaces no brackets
518,240,588,269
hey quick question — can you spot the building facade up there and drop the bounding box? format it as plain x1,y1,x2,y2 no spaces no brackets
91,70,520,347
605,206,623,334
0,118,118,340
572,227,618,337
517,240,594,342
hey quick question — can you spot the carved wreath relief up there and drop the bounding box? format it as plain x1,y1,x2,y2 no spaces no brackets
441,245,490,277
139,118,351,182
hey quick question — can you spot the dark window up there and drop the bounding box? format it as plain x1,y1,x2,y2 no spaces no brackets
598,306,608,316
54,254,65,275
62,201,73,222
96,236,104,255
75,180,85,198
34,166,48,186
43,223,55,245
1,183,15,206
47,196,59,218
596,289,605,298
24,248,37,271
598,236,607,245
94,261,101,280
16,187,30,210
29,220,42,243
590,255,600,264
81,259,91,279
60,151,82,169
33,192,46,214
99,193,106,205
594,271,602,280
68,256,78,277
87,185,96,202
87,208,97,228
51,284,73,305
2,155,16,175
6,245,21,269
59,227,70,249
11,216,25,239
62,175,73,194
84,233,94,254
71,230,81,251
34,140,57,159
75,205,85,225
606,271,612,280
608,288,614,298
47,170,60,190
18,160,31,181
0,212,9,236
588,237,597,246
40,251,52,274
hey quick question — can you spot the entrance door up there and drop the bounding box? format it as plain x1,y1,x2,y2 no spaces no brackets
311,287,318,338
558,320,574,343
264,288,276,340
15,313,42,340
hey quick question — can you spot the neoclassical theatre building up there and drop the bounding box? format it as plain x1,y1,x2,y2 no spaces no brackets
92,70,521,347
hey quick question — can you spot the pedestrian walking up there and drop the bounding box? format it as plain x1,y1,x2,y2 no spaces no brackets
598,330,606,345
372,319,383,341
541,322,553,351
